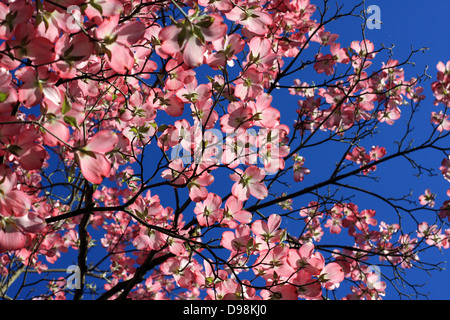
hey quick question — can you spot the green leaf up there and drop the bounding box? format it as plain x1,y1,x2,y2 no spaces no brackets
157,124,168,132
192,27,205,43
68,55,86,62
7,145,22,156
63,115,78,128
102,44,112,61
35,14,43,28
65,45,74,57
68,165,76,182
130,127,139,134
177,27,187,48
103,34,118,45
61,95,72,114
43,15,50,32
196,16,214,29
79,149,97,158
0,92,9,103
149,122,158,129
89,0,103,14
138,125,150,133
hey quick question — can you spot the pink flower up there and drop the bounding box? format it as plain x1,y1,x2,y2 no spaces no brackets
222,195,252,228
150,90,184,117
85,0,124,21
292,155,310,182
431,111,450,132
190,98,219,129
261,283,298,300
234,67,264,101
163,59,195,92
9,23,56,66
10,128,47,171
436,60,450,82
369,145,386,161
365,271,386,298
292,270,322,299
311,27,339,46
220,101,255,134
346,146,368,164
0,1,33,40
247,37,278,70
176,75,212,103
255,246,295,279
54,33,94,79
207,34,245,69
188,171,214,202
225,6,272,35
330,42,350,64
16,66,61,108
75,130,119,184
197,0,233,12
160,257,199,289
287,242,324,275
0,219,28,253
350,40,375,58
319,262,345,290
314,53,335,76
419,189,436,207
161,158,191,185
257,128,289,174
221,223,253,253
230,165,268,201
0,165,31,217
0,212,46,253
440,155,450,182
133,227,166,251
324,213,343,234
95,15,145,74
248,93,280,129
378,100,401,125
251,214,284,245
159,14,227,68
194,192,223,226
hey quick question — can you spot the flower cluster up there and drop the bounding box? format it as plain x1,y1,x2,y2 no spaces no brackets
0,0,449,301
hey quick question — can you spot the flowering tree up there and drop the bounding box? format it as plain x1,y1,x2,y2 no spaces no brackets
0,0,449,301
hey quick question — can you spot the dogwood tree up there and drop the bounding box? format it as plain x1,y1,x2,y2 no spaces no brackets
0,0,449,300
